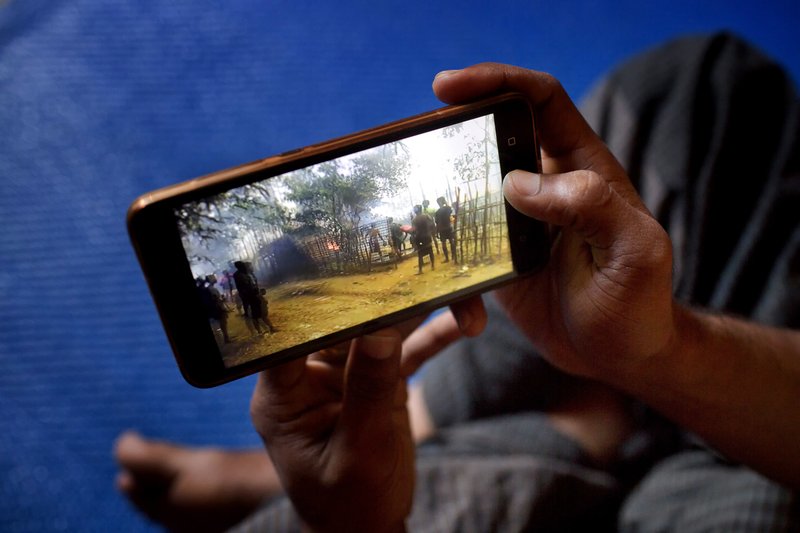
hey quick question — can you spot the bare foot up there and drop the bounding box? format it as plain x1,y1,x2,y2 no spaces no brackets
114,431,282,532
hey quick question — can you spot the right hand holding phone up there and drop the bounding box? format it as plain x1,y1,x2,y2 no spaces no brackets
434,64,676,385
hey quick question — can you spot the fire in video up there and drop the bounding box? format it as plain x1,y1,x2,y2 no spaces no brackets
176,114,514,367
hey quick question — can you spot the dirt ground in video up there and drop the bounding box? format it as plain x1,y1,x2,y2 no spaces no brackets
217,251,512,367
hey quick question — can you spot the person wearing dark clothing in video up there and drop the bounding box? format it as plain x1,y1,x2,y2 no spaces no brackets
233,261,273,335
435,196,456,263
197,276,231,343
412,205,436,274
388,217,406,257
422,199,440,254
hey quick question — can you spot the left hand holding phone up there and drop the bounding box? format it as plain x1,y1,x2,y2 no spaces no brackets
251,328,413,533
249,300,483,533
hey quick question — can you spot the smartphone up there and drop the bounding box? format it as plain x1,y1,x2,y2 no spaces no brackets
128,92,547,387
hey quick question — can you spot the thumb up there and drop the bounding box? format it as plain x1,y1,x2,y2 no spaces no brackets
341,329,403,429
503,169,639,251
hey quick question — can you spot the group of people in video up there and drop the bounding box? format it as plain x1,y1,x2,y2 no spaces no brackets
385,196,457,275
195,260,276,345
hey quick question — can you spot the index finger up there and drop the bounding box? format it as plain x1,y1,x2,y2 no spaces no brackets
432,63,641,208
400,310,462,377
432,64,591,162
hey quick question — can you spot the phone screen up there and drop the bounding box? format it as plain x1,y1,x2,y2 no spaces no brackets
174,112,514,369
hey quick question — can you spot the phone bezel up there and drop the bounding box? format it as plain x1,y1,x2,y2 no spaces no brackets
128,92,546,387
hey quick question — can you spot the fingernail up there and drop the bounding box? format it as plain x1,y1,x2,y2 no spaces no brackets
434,69,461,80
360,333,398,360
506,170,542,196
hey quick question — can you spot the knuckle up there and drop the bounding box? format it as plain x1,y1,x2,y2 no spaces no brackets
641,220,673,269
536,71,562,93
547,170,612,230
620,215,673,275
572,170,612,207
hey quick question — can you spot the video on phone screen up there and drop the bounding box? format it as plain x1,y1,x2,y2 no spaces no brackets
176,114,514,368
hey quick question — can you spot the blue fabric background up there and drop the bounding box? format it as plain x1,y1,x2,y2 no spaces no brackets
1,1,798,531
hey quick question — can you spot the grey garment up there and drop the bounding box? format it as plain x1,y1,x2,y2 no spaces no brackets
417,32,800,530
581,32,800,326
621,450,800,533
408,456,617,533
231,414,620,533
231,458,616,533
410,414,619,532
231,32,800,532
586,31,800,531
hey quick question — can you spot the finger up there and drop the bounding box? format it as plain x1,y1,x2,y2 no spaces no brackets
309,341,351,366
449,295,487,337
503,169,664,260
400,311,463,377
433,64,599,166
251,356,309,426
261,354,308,392
341,329,403,432
392,313,429,341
